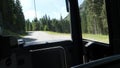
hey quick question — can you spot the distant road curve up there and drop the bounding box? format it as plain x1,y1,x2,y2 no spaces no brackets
23,31,71,46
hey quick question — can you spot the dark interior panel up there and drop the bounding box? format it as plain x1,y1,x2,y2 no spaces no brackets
83,39,110,61
71,55,120,68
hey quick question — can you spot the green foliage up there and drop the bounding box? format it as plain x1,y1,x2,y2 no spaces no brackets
44,25,48,31
65,0,108,35
25,19,32,31
31,18,40,31
1,0,25,35
80,0,108,35
82,33,109,43
25,15,70,33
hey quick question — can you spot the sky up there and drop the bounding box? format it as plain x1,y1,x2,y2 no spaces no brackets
19,0,84,21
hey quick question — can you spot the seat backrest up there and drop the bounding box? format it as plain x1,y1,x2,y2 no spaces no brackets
71,55,120,68
30,46,67,68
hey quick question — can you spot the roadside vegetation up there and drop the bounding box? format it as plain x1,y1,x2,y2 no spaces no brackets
46,31,70,36
82,34,109,43
2,29,27,39
25,15,70,33
46,31,109,43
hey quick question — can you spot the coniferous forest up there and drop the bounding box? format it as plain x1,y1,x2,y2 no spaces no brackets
80,0,108,35
65,0,108,35
25,15,70,33
0,0,25,35
0,0,108,37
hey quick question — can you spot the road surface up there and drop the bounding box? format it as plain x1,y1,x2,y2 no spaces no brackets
23,31,71,46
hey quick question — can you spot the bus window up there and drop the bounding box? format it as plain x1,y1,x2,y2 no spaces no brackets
79,0,109,43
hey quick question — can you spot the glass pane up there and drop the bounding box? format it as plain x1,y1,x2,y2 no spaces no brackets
79,0,109,43
0,0,71,45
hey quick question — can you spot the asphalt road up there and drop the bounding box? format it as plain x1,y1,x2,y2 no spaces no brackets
23,31,71,46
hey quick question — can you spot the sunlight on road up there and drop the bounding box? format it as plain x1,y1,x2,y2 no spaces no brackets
23,31,71,46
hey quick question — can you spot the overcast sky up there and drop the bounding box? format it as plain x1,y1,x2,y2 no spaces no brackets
19,0,84,21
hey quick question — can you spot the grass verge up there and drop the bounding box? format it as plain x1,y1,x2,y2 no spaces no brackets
2,30,28,39
82,34,109,44
45,31,70,36
46,31,109,43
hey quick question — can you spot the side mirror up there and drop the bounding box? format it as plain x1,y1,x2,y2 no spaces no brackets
18,39,25,48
